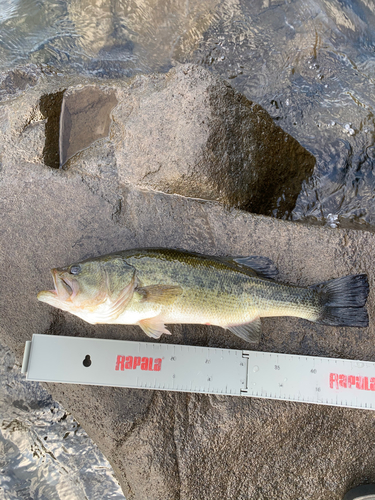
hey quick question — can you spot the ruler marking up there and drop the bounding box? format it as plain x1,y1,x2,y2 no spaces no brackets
23,335,375,410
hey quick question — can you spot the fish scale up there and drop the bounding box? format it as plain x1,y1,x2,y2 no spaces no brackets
124,251,320,325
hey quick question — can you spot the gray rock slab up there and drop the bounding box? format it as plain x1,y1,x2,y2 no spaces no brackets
102,64,315,216
59,86,118,166
1,66,374,499
1,159,375,499
7,64,314,215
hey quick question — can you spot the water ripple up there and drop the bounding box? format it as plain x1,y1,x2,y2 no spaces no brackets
0,342,125,500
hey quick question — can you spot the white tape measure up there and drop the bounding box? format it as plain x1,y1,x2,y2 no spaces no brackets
22,334,375,411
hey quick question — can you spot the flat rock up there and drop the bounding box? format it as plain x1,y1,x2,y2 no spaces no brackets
64,64,315,216
4,64,314,215
1,66,374,499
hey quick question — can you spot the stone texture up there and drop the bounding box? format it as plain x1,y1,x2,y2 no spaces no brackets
108,64,315,216
1,66,375,499
7,64,315,217
60,86,118,166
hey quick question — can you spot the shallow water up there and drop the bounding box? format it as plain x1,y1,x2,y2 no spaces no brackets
0,342,126,500
1,0,375,498
193,0,375,227
1,0,375,226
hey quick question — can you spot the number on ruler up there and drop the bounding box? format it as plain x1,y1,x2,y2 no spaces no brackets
275,365,280,370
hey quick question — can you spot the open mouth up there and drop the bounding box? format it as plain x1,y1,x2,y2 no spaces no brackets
51,269,75,300
37,270,75,308
60,277,73,295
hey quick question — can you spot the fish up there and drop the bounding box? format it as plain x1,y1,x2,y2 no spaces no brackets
37,248,369,344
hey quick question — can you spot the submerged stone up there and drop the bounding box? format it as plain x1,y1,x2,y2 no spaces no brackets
0,66,40,100
59,87,118,166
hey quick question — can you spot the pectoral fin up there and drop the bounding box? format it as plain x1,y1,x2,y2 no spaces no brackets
138,316,171,339
226,318,262,343
136,285,183,305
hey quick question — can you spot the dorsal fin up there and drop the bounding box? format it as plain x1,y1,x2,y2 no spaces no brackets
226,255,278,280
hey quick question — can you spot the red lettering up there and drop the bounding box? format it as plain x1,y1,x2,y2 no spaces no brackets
330,373,375,391
154,358,162,371
330,373,338,389
115,355,125,371
125,356,133,369
338,374,347,388
348,375,356,388
133,356,141,369
363,377,369,390
115,354,162,371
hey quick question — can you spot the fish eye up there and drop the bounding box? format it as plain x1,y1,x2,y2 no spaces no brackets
69,265,81,275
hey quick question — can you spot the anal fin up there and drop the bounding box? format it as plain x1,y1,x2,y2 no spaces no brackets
227,318,262,344
138,316,171,339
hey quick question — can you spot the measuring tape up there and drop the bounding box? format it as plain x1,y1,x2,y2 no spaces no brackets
22,334,375,411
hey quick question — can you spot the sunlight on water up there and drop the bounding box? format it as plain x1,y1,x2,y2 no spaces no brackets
1,0,374,226
192,0,375,226
0,342,126,500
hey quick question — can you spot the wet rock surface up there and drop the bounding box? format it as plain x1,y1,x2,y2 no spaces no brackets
60,87,118,166
107,64,315,216
0,341,126,500
1,65,375,499
0,66,41,99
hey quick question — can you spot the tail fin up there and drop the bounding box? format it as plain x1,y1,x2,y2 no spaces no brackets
312,274,369,327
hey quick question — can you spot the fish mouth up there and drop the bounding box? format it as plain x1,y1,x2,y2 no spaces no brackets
37,269,75,304
54,270,74,295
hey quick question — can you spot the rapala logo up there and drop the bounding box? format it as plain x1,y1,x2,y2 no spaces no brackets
330,373,375,391
115,355,162,371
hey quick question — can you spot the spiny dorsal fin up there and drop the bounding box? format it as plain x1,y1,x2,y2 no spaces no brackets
136,285,183,305
231,256,278,280
226,318,262,343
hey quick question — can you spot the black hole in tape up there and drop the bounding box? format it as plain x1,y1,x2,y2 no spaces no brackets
83,355,91,367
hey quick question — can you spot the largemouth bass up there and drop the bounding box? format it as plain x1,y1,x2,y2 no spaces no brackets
37,248,369,343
